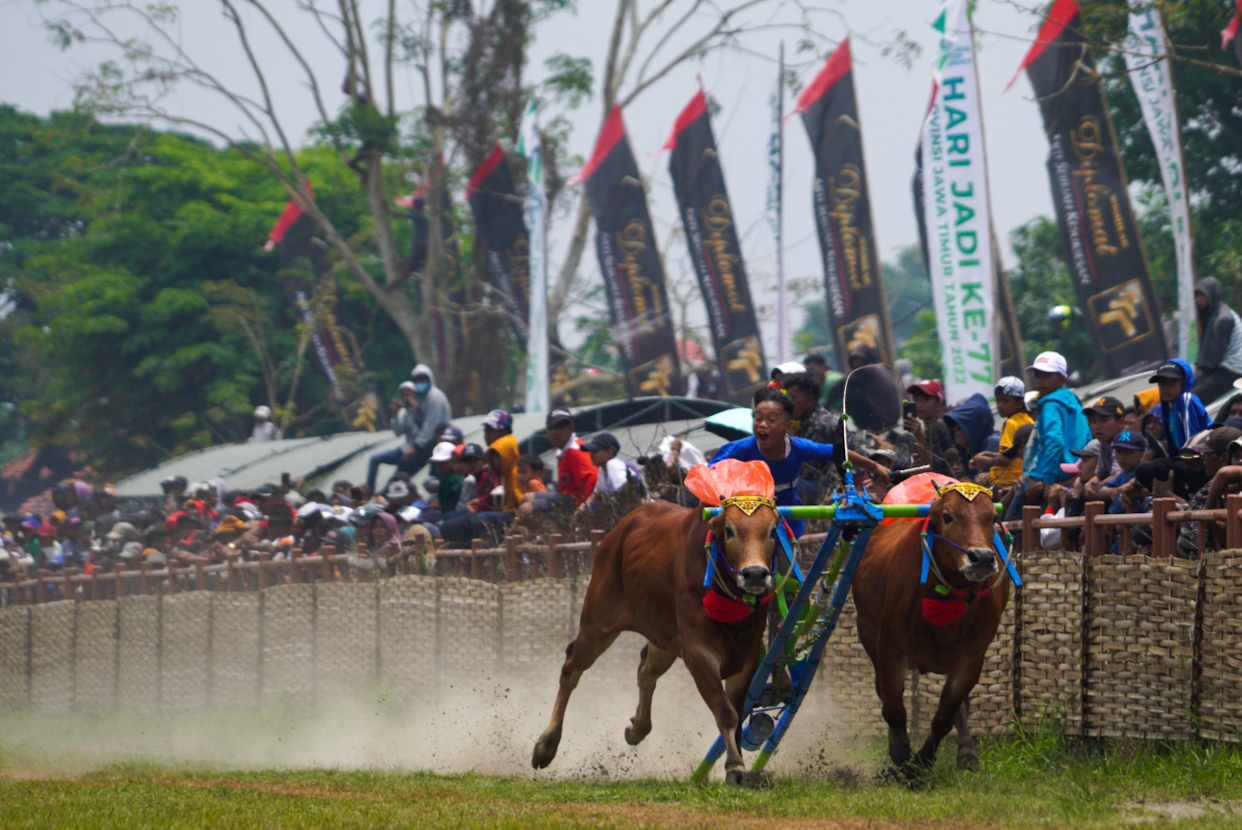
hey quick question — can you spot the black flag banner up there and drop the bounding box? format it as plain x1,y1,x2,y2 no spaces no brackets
467,143,530,334
1009,0,1167,374
666,90,766,405
795,38,895,370
579,106,681,397
266,187,367,400
912,142,1026,382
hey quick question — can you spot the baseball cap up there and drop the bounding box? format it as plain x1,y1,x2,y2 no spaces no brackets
770,361,807,379
483,409,513,431
430,441,457,463
118,541,144,561
546,408,574,427
254,405,272,420
1059,460,1081,476
385,481,411,500
1070,439,1102,458
1206,426,1242,456
1027,351,1068,377
214,515,249,536
253,483,279,498
1112,430,1146,451
994,376,1025,398
582,432,621,453
319,528,354,551
1084,396,1125,419
905,380,945,403
459,442,485,460
438,425,464,444
1149,360,1187,383
106,521,138,543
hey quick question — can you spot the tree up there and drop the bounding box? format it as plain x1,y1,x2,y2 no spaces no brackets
41,0,838,412
0,108,407,475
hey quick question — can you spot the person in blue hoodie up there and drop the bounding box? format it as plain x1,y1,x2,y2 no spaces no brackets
1005,351,1090,520
943,392,999,479
1149,359,1210,457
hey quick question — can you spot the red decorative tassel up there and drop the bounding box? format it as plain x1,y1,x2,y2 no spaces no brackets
703,591,756,623
922,597,968,626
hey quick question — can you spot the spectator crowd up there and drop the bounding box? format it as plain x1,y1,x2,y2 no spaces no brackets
5,278,1242,584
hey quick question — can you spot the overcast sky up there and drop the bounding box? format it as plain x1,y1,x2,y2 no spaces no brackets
0,0,1057,360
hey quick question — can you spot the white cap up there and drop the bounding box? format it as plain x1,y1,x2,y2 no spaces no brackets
1027,351,1068,377
995,376,1026,398
773,361,807,376
254,405,272,420
430,441,456,463
399,504,423,523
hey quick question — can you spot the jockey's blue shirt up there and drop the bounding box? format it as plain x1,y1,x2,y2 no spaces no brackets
710,435,835,537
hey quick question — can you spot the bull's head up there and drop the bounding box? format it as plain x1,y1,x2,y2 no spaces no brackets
930,482,998,584
711,495,779,596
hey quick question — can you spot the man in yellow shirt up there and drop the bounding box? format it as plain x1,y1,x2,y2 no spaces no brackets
970,376,1035,486
483,409,524,512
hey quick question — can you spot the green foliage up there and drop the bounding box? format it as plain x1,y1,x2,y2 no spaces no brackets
1007,217,1102,381
1100,1,1242,303
543,53,593,109
0,107,408,476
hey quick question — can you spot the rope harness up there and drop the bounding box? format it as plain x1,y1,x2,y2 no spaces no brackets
702,496,803,623
918,482,1019,626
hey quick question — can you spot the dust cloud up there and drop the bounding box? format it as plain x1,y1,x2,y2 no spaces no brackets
0,636,875,780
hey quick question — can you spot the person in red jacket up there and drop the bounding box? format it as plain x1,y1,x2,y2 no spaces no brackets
518,409,599,524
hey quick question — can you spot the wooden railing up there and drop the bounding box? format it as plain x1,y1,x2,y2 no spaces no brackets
6,492,1242,605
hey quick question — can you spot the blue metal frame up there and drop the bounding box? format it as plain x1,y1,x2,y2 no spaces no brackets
691,470,1013,780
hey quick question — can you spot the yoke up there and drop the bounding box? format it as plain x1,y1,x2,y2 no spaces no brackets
690,471,1011,781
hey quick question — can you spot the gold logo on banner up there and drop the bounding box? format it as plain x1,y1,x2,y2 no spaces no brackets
837,315,885,362
828,163,873,292
1071,115,1131,258
721,335,764,393
1087,280,1156,352
701,196,747,313
629,353,677,397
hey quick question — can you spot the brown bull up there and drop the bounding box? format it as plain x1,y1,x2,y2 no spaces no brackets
852,481,1010,775
531,483,780,785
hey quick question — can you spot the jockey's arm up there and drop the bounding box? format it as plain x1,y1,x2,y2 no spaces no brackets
846,450,889,485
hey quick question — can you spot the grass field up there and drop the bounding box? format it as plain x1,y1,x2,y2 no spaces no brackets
4,719,1242,829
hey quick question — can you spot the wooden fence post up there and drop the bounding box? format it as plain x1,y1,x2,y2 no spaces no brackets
1021,504,1040,553
1151,497,1175,558
1083,500,1105,558
1226,493,1242,551
505,535,519,582
548,534,564,579
257,551,271,590
471,539,484,581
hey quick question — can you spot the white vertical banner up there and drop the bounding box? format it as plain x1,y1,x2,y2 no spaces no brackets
1125,6,1196,361
919,0,996,403
767,43,786,364
519,102,550,413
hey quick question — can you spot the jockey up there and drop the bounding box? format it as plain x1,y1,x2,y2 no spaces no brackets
710,386,889,537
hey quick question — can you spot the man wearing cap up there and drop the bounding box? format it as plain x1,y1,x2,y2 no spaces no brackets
904,379,954,475
250,405,281,442
1080,396,1124,500
1010,351,1090,519
483,409,524,512
1150,359,1210,457
580,432,643,516
518,410,599,523
1176,426,1242,556
1098,430,1148,515
970,376,1034,487
367,381,421,493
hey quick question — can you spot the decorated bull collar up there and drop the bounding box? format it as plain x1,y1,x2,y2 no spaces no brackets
719,494,776,516
918,495,1022,626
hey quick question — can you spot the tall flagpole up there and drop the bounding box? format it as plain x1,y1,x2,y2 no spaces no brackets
520,103,550,413
768,42,787,363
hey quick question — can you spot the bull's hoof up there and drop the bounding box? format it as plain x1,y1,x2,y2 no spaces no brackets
957,749,979,772
624,718,650,746
725,768,771,788
876,762,928,789
531,738,559,769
